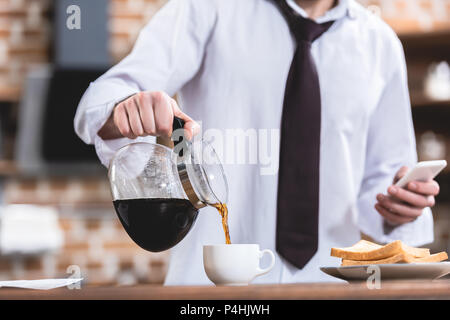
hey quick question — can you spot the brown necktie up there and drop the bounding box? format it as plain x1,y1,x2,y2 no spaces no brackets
275,0,334,269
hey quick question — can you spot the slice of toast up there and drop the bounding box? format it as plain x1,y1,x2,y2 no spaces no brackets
414,251,448,263
331,240,430,261
341,251,448,266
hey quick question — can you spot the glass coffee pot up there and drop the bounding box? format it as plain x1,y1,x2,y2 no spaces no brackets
108,117,228,252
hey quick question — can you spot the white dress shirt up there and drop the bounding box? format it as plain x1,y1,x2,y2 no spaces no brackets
75,0,434,285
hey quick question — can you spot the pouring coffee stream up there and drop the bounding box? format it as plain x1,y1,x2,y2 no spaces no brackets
212,203,231,245
109,116,231,252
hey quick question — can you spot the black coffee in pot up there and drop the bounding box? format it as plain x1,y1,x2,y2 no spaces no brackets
113,198,199,252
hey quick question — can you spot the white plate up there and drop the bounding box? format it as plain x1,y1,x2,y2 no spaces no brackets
321,262,450,282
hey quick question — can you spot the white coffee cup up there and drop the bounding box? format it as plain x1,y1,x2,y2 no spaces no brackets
203,244,275,286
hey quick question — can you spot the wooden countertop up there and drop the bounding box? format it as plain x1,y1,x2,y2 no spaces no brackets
1,280,450,300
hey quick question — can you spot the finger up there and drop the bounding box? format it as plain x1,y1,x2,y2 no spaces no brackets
375,204,416,225
171,99,200,140
393,166,409,183
407,180,440,196
126,99,145,137
152,91,173,137
387,185,434,208
376,194,423,218
137,92,156,135
113,103,135,139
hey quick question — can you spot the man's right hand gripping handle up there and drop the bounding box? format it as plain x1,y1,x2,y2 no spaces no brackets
98,91,199,141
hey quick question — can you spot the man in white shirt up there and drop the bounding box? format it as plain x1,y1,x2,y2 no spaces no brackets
75,0,440,284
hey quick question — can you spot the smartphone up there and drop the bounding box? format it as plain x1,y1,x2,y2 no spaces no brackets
395,160,447,188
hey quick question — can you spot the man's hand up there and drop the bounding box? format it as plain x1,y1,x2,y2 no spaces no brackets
375,166,440,226
98,91,199,140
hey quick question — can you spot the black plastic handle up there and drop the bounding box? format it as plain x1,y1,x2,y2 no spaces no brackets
172,116,185,133
172,116,186,157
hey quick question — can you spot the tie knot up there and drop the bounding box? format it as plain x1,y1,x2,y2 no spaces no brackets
293,18,334,43
276,0,334,43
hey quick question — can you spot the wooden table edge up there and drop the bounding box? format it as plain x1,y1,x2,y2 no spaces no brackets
1,280,449,300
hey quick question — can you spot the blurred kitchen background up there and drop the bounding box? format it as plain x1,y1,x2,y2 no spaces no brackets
0,0,448,285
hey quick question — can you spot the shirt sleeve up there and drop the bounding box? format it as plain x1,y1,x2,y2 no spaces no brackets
356,36,434,247
74,0,217,167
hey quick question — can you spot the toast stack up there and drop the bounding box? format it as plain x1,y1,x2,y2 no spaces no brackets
331,240,448,266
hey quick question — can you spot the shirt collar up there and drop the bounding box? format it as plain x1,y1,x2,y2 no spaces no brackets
285,0,356,23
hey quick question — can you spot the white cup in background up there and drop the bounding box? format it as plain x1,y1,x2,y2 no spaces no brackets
203,244,275,286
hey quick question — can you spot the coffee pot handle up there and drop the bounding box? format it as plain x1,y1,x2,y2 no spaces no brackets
172,116,187,157
172,116,185,133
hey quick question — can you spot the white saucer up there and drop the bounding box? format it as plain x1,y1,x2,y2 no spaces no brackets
321,262,450,282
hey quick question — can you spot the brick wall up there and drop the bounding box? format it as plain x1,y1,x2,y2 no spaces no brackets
0,216,169,285
0,0,166,101
0,0,50,101
431,204,450,255
0,0,449,101
1,177,170,285
110,0,166,62
358,0,450,33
